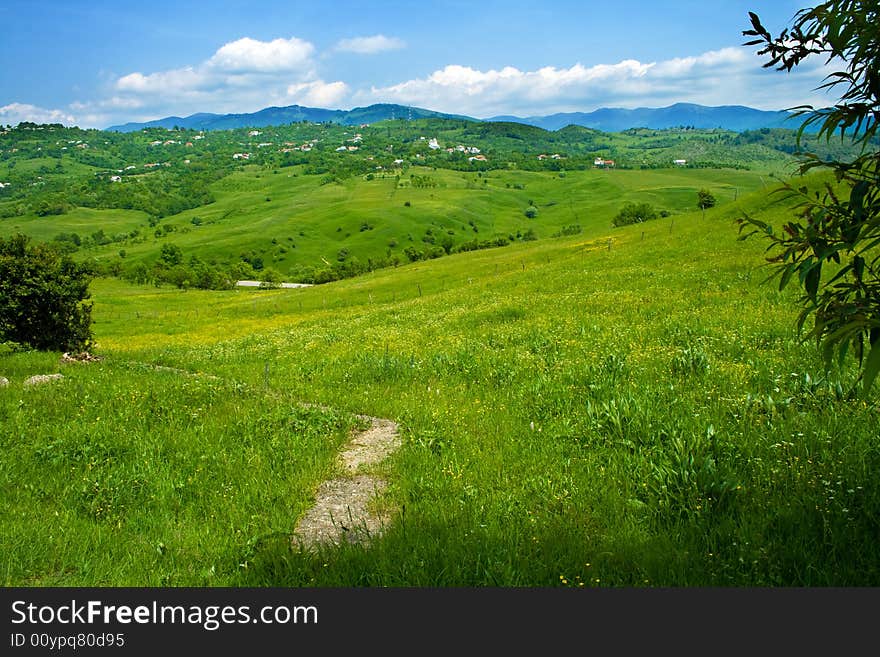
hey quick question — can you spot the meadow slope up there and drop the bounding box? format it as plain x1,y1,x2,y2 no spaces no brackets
1,177,878,586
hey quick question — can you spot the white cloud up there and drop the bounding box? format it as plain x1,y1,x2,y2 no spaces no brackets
336,35,405,55
286,80,350,107
116,67,208,95
102,35,350,123
0,103,77,126
60,38,839,129
207,37,315,72
356,47,836,117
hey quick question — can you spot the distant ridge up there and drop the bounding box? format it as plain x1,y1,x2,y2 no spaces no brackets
107,104,476,132
486,103,802,132
107,101,807,134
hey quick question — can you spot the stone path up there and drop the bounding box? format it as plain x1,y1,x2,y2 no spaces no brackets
21,355,403,552
292,415,401,550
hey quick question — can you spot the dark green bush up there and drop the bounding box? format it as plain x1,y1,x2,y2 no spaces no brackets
0,234,93,351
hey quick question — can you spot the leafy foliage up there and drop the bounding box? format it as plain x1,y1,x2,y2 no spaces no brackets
612,202,658,227
0,234,93,351
697,189,716,211
739,1,880,396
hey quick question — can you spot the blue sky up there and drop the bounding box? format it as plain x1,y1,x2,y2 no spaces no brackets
0,0,831,128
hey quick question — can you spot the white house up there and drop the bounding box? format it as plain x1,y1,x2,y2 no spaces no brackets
673,159,687,166
428,138,441,150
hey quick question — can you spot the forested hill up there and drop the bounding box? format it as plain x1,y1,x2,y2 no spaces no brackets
0,119,867,224
108,101,804,134
487,102,801,132
107,104,476,133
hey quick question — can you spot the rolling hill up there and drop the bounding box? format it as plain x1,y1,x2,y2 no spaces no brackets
107,101,804,134
107,104,477,133
487,102,802,132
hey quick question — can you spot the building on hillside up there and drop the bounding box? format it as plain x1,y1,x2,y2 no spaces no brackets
594,157,615,168
673,159,687,166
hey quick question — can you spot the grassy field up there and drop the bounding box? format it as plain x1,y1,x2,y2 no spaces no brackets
1,172,878,587
0,164,778,277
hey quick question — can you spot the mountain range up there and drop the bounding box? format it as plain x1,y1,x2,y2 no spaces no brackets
107,102,802,134
106,104,473,133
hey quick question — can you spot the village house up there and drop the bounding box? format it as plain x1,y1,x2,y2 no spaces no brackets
594,157,615,168
673,159,687,166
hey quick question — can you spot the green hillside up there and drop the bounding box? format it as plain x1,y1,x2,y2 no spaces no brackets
1,119,816,286
2,177,877,586
1,165,766,280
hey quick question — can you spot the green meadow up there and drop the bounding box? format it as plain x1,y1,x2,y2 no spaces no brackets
2,173,878,586
1,164,778,278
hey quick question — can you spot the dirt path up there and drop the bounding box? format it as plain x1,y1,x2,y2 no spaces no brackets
91,359,404,550
292,415,401,550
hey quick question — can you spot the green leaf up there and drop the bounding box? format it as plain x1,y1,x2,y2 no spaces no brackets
804,262,822,301
779,263,796,291
862,341,880,399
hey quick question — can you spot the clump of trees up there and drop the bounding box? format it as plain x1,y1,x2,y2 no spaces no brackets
739,1,880,396
0,234,93,351
697,189,716,215
612,202,658,227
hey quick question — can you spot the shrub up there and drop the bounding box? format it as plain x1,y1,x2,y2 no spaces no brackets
612,202,658,227
0,234,93,351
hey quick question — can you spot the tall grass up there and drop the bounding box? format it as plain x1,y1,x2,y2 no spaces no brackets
2,177,878,586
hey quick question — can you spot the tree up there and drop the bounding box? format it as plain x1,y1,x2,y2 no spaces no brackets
0,234,93,352
697,189,716,217
738,2,880,396
612,202,658,227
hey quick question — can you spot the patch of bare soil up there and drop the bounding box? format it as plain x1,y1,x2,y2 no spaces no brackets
292,416,401,550
23,373,64,386
61,352,104,364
